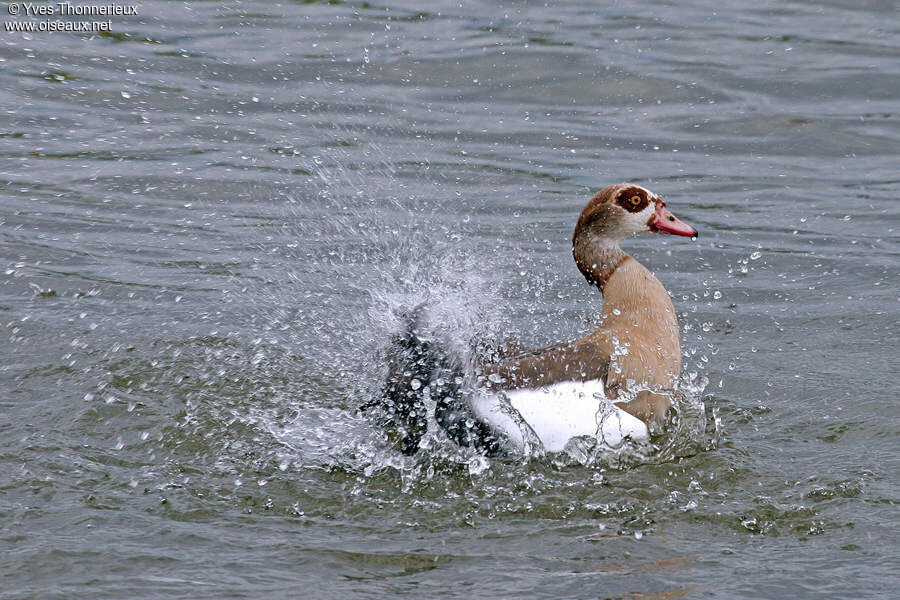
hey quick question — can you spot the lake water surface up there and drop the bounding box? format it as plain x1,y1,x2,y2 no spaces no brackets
1,1,898,598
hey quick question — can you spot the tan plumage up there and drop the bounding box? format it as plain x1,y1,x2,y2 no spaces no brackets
479,183,696,427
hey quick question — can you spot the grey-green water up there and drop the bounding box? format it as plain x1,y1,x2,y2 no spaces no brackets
1,1,898,598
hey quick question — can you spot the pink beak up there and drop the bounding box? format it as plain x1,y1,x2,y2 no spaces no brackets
650,203,697,237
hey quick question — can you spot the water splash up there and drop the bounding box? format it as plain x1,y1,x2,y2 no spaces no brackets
198,138,717,485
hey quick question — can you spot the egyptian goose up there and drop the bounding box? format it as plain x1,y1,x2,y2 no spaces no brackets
371,183,697,456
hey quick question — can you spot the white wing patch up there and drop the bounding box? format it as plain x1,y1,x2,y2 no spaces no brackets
469,380,650,454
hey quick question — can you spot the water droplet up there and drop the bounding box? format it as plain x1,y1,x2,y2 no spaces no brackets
410,378,421,390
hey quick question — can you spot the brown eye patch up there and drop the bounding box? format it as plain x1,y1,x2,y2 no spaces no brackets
616,186,649,213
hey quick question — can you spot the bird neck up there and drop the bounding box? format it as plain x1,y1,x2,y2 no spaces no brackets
573,238,630,293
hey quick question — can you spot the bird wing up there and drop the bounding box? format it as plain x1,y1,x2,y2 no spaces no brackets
476,339,611,392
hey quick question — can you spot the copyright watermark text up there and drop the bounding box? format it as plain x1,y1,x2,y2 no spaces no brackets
5,2,139,33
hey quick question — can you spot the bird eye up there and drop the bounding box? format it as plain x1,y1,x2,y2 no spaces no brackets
630,196,641,205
